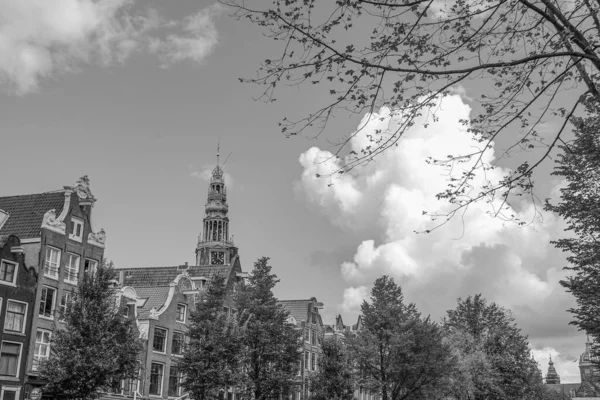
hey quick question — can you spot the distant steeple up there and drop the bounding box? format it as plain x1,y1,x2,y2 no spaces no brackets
546,355,561,384
195,145,237,266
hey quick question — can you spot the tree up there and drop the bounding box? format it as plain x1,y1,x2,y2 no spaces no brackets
178,274,244,400
309,339,355,400
443,294,545,399
235,257,302,400
41,261,142,400
224,0,600,225
546,101,600,366
347,275,455,400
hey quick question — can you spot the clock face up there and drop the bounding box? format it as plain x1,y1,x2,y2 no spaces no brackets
211,251,225,265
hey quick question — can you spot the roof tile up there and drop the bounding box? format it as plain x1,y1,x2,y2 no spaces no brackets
0,191,66,238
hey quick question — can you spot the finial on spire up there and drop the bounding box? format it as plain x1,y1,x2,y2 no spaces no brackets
217,141,220,167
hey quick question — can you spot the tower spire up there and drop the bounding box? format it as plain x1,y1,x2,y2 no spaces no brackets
217,141,220,167
196,144,237,266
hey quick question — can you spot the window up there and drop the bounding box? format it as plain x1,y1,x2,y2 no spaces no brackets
312,313,317,324
65,253,80,284
0,342,21,376
0,261,16,285
311,352,316,371
168,367,181,397
32,330,51,371
39,287,56,319
172,332,184,356
153,327,167,353
4,301,26,333
149,363,164,395
304,351,309,370
304,328,309,343
120,369,139,396
69,217,84,242
84,259,97,275
59,291,73,320
311,330,317,345
44,247,60,279
0,388,18,400
176,304,186,323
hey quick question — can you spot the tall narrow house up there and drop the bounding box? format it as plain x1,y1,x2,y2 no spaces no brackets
0,177,106,399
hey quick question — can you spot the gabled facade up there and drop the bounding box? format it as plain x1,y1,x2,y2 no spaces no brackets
106,261,245,400
0,235,38,400
0,176,106,399
278,298,325,400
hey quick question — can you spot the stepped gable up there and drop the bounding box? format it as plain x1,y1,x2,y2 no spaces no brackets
0,191,66,238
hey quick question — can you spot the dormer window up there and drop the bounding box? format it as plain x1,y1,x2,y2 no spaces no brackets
69,217,84,242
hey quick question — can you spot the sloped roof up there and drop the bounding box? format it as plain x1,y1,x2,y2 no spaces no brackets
134,286,172,319
278,300,312,323
546,383,580,395
118,265,233,287
0,191,66,239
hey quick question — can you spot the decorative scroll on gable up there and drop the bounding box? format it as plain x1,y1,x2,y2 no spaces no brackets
41,190,72,235
148,307,159,320
88,228,106,248
41,209,67,234
176,273,193,294
74,175,96,204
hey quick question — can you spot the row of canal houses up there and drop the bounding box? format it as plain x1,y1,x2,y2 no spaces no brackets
0,168,373,400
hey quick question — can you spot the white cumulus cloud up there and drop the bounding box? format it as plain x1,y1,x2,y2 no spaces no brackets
0,0,223,94
297,94,583,381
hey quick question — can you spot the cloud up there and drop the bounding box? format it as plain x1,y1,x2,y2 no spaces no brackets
0,0,223,94
296,94,583,381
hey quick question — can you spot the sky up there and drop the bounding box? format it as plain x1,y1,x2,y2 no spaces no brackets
0,0,589,383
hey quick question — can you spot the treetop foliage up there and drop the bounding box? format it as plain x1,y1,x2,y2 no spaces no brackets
546,101,600,365
443,294,545,399
235,257,302,400
178,274,244,400
41,261,142,400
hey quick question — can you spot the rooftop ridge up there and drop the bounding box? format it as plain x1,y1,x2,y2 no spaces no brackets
115,264,231,270
0,188,67,199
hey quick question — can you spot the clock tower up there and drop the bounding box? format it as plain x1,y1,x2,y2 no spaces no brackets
196,148,238,266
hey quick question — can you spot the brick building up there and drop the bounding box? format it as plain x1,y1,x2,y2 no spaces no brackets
278,298,325,400
0,235,38,400
0,176,106,400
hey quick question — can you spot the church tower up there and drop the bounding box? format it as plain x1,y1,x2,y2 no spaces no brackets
195,147,238,266
545,355,561,384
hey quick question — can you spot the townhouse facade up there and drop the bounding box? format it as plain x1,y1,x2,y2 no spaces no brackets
0,235,38,400
0,176,106,400
279,298,325,400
